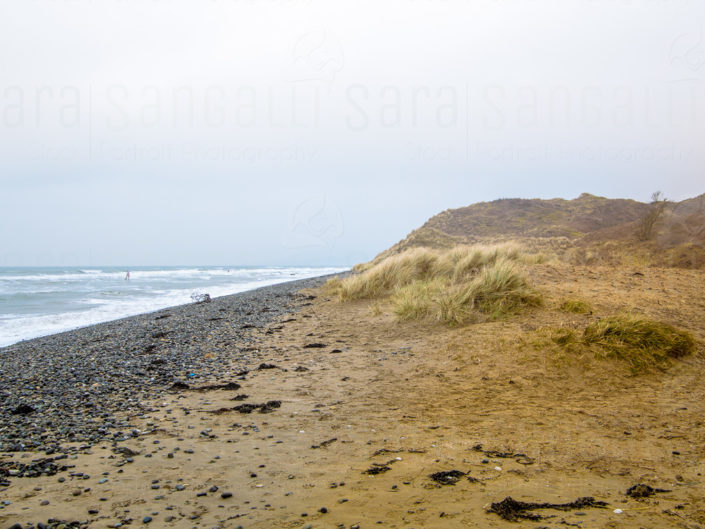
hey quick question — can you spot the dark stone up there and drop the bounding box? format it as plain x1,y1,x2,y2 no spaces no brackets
259,400,282,414
11,403,35,415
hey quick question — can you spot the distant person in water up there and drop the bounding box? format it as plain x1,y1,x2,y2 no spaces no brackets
125,271,130,280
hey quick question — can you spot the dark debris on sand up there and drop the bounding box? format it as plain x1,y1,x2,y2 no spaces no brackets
0,275,339,453
488,496,608,521
429,470,468,485
626,483,671,498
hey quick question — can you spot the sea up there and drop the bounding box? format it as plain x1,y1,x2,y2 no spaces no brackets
0,266,346,348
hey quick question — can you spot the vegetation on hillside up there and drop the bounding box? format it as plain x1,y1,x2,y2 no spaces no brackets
637,191,670,241
328,244,543,324
376,192,705,269
549,314,696,372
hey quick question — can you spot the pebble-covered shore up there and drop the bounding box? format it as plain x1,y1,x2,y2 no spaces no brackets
0,275,336,454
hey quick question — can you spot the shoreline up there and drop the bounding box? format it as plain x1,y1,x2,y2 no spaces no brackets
0,268,349,354
1,263,703,528
0,273,343,453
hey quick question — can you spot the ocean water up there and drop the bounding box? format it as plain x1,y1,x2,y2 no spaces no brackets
0,266,346,348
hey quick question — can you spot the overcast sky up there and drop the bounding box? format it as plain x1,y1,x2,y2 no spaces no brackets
1,0,704,266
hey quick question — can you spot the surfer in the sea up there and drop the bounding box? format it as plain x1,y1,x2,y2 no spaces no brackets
125,271,130,280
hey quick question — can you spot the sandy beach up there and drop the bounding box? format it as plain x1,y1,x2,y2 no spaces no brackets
1,264,704,529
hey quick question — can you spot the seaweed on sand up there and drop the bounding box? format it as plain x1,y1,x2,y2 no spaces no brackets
488,496,608,521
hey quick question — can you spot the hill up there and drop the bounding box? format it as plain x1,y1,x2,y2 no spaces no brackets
377,192,705,268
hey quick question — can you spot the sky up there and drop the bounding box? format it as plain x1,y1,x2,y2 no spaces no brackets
1,0,704,267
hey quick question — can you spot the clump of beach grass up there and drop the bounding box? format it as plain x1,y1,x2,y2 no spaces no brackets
545,314,697,372
335,244,542,325
560,299,592,314
391,278,445,321
583,314,696,371
322,276,342,295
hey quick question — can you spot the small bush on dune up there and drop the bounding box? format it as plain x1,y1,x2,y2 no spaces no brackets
583,314,696,370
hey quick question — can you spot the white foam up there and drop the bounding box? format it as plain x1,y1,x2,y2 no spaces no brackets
0,267,346,347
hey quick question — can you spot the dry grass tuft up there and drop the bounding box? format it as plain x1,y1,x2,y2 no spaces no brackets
543,314,697,372
335,244,542,325
560,299,592,314
583,314,696,370
322,277,343,295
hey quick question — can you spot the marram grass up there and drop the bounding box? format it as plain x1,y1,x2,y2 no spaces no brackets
548,314,697,372
583,314,696,371
560,299,592,314
332,244,543,325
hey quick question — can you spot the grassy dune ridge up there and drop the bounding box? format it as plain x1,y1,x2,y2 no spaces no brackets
329,244,698,371
327,244,544,324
